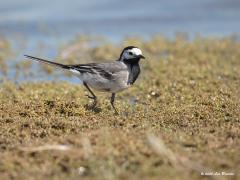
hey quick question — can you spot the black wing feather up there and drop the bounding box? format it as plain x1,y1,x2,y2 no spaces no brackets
70,64,114,79
25,55,116,80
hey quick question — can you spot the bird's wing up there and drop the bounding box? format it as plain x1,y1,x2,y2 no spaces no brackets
25,55,127,79
69,62,127,79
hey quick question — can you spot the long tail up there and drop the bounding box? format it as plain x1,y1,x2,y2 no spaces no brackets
24,55,71,70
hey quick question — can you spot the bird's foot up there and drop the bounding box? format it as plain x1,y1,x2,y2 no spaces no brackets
84,99,97,111
85,94,95,99
113,109,119,115
111,103,119,115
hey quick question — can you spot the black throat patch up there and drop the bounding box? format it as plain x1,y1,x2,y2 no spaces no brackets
123,58,141,85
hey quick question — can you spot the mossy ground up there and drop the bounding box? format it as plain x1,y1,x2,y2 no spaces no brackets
0,36,240,179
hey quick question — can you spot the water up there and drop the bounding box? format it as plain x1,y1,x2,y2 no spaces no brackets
1,0,240,40
0,0,239,82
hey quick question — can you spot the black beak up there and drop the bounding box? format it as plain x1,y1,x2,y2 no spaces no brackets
138,55,145,59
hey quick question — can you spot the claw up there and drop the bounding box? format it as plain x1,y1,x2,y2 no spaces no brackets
85,99,97,110
111,103,119,115
113,108,119,115
85,94,95,99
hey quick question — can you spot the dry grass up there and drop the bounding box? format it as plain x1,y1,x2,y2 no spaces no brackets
0,35,240,179
0,36,11,76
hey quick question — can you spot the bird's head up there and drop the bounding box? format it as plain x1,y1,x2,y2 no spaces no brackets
119,46,145,63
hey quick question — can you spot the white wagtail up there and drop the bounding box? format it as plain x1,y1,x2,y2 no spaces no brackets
24,46,145,114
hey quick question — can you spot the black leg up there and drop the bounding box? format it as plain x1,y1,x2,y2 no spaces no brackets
110,93,118,114
83,82,97,109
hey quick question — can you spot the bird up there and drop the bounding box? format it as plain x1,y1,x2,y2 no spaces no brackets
24,46,145,114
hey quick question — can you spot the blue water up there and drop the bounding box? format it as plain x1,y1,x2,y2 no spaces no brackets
0,0,239,82
1,0,240,40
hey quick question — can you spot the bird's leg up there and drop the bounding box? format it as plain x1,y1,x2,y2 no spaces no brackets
83,82,97,109
110,93,118,114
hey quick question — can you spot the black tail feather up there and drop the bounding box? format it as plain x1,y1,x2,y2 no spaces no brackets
24,55,70,69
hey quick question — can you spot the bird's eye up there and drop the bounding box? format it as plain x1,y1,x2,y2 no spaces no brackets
128,52,133,55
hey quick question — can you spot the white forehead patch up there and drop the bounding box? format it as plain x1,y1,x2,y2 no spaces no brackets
130,48,142,56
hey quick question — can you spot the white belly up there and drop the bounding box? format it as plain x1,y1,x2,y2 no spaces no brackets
79,71,130,93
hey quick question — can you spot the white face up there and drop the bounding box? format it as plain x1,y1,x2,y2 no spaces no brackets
121,48,144,60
